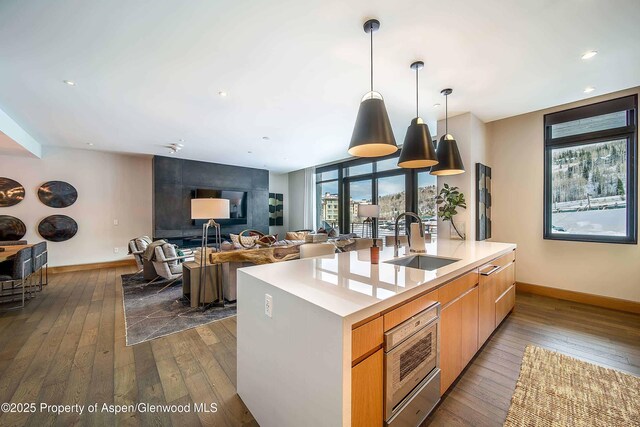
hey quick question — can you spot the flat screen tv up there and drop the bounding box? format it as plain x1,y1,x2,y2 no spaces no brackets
193,189,248,225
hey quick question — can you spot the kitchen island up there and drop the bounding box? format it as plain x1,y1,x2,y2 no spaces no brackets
237,239,516,427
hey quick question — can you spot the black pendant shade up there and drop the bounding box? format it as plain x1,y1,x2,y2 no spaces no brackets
349,93,398,157
429,134,465,175
398,60,438,168
430,88,465,176
398,118,438,168
348,19,398,158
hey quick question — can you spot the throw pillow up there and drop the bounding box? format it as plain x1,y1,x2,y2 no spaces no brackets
230,233,259,248
285,231,309,240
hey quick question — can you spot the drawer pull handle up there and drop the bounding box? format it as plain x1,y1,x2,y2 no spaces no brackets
481,265,500,276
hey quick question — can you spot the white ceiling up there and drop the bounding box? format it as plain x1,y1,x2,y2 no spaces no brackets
0,0,639,173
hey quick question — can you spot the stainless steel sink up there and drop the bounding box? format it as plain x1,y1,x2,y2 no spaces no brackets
384,255,460,271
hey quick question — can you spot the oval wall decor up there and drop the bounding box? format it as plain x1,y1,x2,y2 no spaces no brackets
38,215,78,242
38,181,78,208
0,177,26,207
0,215,27,240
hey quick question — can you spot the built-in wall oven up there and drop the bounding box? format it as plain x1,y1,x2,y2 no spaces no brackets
384,301,440,426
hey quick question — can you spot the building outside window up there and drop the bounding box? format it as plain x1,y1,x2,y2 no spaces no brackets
543,95,637,244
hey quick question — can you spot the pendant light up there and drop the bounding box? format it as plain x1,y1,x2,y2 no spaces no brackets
397,61,438,168
430,88,465,175
348,19,398,158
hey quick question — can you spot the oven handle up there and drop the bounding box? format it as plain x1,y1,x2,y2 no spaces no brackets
386,318,438,356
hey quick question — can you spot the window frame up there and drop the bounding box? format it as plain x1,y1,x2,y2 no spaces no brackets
315,151,434,237
543,94,638,244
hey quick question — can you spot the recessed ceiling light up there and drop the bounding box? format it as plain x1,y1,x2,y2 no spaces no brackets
581,50,598,60
433,103,441,108
63,80,76,86
584,86,596,93
218,91,228,97
86,142,94,146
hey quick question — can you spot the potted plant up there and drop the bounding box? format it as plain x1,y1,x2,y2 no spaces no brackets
436,183,467,240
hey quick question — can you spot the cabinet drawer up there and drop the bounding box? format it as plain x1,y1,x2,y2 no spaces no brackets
494,262,515,297
438,270,479,307
384,290,439,332
352,317,383,362
487,250,515,270
495,284,515,326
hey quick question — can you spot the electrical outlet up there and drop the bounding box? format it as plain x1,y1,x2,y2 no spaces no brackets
265,294,273,318
113,219,119,226
114,247,119,254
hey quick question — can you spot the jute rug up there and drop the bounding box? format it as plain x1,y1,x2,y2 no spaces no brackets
505,345,640,426
121,272,236,346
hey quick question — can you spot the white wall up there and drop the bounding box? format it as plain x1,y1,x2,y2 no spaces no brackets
436,112,488,241
269,172,289,237
487,87,640,302
288,168,306,232
0,146,152,266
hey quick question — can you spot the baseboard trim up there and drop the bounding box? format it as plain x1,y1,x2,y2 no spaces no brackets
516,282,640,314
49,259,136,274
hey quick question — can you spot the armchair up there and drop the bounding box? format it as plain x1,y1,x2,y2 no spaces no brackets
151,243,194,292
128,236,152,272
0,247,35,310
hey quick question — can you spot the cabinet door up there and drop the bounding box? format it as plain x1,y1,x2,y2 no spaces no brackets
352,349,383,427
439,300,462,395
460,287,479,367
478,270,497,345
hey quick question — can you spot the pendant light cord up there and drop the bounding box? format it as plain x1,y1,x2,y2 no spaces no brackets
445,93,448,135
370,23,374,93
415,66,419,118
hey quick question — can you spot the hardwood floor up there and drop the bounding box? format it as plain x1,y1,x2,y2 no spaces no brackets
0,267,638,427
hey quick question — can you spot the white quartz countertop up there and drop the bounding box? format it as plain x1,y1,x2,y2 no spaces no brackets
239,239,516,324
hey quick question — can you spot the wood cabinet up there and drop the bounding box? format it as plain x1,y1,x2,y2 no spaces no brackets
439,287,479,395
352,316,383,363
496,284,516,326
460,287,479,366
351,349,383,427
439,298,462,395
478,251,516,344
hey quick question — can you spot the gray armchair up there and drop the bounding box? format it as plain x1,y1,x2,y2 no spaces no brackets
0,247,35,310
128,236,152,272
32,242,48,290
151,243,193,292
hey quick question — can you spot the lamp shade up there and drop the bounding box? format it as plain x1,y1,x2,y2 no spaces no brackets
358,204,380,218
429,134,465,176
398,118,438,168
191,198,230,220
348,92,398,157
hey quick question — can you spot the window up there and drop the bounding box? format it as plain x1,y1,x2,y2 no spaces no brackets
417,172,437,234
544,95,637,244
316,153,425,239
377,175,406,237
316,167,340,231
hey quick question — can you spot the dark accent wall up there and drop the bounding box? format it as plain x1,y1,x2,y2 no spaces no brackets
153,156,269,245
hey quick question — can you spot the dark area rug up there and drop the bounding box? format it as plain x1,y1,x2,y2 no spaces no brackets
120,272,236,346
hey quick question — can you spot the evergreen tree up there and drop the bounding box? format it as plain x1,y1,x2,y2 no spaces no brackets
616,177,625,196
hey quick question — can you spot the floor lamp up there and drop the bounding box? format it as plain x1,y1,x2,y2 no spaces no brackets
191,198,230,310
357,204,379,238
